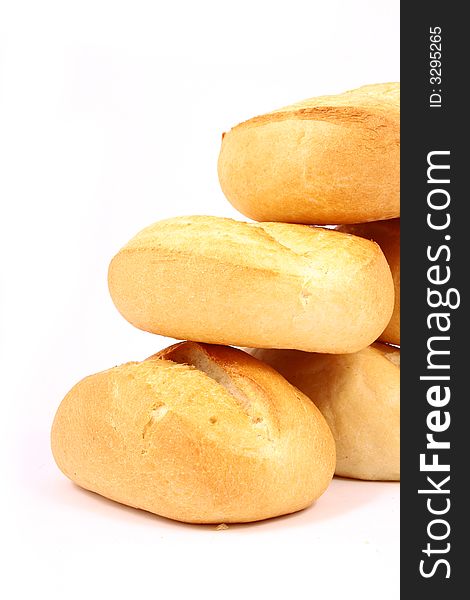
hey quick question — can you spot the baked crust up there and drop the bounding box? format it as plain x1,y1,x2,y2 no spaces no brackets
250,343,400,481
218,83,400,224
338,219,400,345
108,216,395,353
51,342,336,523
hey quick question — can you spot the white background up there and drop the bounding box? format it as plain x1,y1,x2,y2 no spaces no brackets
0,1,400,598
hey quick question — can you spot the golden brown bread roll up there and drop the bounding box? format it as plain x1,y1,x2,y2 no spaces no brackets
218,83,400,225
249,343,400,481
51,342,335,523
108,216,394,353
337,219,400,346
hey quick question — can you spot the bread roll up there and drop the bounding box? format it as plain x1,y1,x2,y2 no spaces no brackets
218,83,399,225
51,342,335,523
108,216,394,353
338,219,400,345
250,344,400,481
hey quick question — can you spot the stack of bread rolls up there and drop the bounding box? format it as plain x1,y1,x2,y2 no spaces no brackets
52,83,400,524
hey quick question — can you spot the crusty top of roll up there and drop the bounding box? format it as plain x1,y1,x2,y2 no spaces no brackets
108,216,395,353
123,214,380,272
51,342,335,523
238,82,400,127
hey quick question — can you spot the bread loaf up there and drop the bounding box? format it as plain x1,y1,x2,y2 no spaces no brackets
338,219,400,345
250,343,400,481
108,216,394,353
51,342,335,523
218,83,400,224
